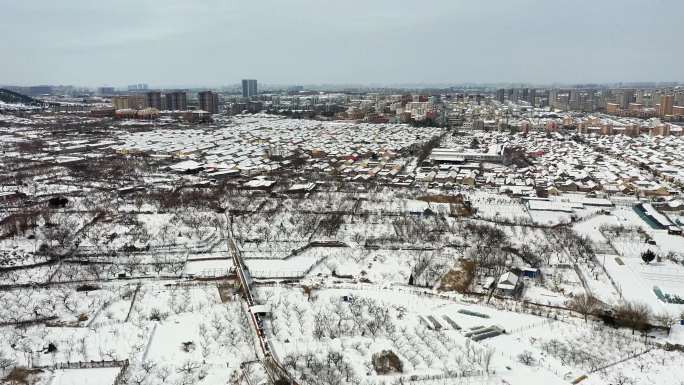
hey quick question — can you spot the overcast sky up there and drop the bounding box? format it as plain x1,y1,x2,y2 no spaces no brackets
1,0,681,87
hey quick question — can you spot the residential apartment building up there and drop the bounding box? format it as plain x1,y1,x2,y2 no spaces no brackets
242,79,258,98
198,91,219,114
111,95,147,110
165,91,187,111
660,95,674,116
145,91,162,110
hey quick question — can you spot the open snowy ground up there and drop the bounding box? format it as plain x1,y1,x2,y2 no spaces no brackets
602,253,684,315
485,318,684,385
255,285,556,384
48,367,120,385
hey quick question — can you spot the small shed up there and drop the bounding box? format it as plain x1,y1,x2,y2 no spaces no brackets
287,183,316,194
667,226,682,235
497,272,519,295
169,160,203,174
521,268,539,278
250,305,271,315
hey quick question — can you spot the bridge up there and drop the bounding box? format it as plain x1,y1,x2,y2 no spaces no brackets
225,213,297,385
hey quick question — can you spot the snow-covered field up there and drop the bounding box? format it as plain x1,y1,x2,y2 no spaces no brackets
49,367,120,385
485,318,684,385
257,286,540,383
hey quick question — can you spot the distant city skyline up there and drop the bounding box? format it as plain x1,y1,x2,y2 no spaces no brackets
5,80,681,92
1,0,682,86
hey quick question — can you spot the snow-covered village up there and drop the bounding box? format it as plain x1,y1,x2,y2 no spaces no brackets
2,86,684,385
2,1,684,384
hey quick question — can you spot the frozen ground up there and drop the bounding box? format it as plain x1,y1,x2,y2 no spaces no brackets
486,319,684,385
47,367,120,385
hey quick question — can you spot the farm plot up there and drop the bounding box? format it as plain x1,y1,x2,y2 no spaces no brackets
126,284,222,323
90,283,222,327
81,211,220,256
500,226,552,249
142,303,257,385
467,193,530,223
610,206,658,234
184,258,232,277
245,251,325,279
573,214,619,243
601,254,666,313
573,262,622,306
90,292,135,326
256,286,547,384
50,367,121,385
0,322,149,368
621,258,684,314
527,210,572,226
0,282,254,385
427,301,544,333
233,211,318,245
610,237,659,260
523,281,584,308
649,230,684,256
586,348,684,385
601,252,684,314
285,193,357,213
0,265,60,285
485,320,677,385
306,248,430,285
359,198,418,214
0,286,115,325
239,241,308,260
337,222,396,245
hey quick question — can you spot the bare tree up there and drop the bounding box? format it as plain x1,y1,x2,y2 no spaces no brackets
156,366,171,383
365,320,382,340
124,255,142,277
42,216,76,252
130,371,147,385
518,350,535,366
176,360,201,375
568,294,599,322
134,195,145,212
167,257,185,276
0,351,15,374
151,254,166,276
612,372,635,385
78,335,88,360
653,311,677,336
141,359,156,374
614,301,652,334
483,347,495,372
56,288,77,313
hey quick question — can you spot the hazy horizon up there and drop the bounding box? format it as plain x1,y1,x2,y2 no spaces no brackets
3,81,684,91
2,0,682,87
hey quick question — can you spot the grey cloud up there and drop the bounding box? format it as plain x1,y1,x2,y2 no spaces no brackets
0,0,680,87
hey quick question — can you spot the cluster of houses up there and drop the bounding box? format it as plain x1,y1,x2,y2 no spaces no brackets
111,113,682,198
500,114,682,137
3,109,682,207
112,114,442,183
424,131,683,199
570,116,682,137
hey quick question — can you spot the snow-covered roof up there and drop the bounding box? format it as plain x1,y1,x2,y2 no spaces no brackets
249,305,270,314
169,160,203,171
497,272,519,290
